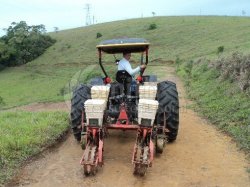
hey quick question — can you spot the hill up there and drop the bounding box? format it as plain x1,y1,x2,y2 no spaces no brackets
0,16,250,108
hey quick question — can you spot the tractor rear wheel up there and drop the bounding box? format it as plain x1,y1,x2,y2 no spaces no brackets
156,81,179,142
70,84,91,141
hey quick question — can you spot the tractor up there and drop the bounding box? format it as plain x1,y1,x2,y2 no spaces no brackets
70,38,179,176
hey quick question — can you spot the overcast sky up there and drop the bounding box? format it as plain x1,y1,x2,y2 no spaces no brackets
0,0,249,35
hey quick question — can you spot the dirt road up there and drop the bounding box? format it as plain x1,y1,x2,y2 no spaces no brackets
9,67,249,187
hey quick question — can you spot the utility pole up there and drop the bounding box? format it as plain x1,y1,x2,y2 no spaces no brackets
84,4,91,26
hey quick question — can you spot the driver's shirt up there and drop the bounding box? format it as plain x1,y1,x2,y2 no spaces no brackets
118,58,140,76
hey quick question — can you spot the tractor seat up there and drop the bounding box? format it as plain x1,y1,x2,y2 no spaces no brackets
116,70,132,94
116,70,132,83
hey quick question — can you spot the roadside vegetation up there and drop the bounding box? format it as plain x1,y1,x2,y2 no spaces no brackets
0,111,68,185
177,52,250,152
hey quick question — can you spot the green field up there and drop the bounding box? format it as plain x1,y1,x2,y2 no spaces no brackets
0,16,250,185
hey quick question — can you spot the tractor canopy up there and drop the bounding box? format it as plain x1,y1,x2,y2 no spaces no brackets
96,38,150,83
96,38,150,54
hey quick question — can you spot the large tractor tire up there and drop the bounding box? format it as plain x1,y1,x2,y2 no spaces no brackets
70,84,91,141
156,81,179,142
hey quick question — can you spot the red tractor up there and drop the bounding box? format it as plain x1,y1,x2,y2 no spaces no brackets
70,38,179,176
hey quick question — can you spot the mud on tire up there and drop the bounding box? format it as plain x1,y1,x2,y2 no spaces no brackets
70,84,91,141
156,81,179,142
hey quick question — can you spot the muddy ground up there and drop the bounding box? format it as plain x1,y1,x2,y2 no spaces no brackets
8,67,249,187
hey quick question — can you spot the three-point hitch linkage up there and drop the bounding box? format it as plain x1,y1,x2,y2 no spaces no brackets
79,102,166,176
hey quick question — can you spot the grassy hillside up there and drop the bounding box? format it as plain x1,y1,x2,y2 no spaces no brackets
1,16,250,108
177,52,250,151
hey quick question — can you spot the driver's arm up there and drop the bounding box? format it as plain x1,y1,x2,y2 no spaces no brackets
119,60,141,76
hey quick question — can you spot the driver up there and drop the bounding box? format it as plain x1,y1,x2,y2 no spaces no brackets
118,52,146,76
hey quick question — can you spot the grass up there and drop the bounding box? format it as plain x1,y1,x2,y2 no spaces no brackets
177,57,250,152
0,64,100,109
0,111,69,185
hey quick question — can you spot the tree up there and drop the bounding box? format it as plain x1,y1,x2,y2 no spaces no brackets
54,27,59,33
242,10,246,16
152,12,156,17
0,21,56,66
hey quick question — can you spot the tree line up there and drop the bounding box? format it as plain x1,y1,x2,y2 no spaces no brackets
0,21,56,67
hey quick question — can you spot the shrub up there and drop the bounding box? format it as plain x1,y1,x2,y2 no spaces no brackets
213,52,250,92
184,60,194,76
217,46,224,54
96,32,102,38
0,96,5,107
175,57,181,65
148,23,157,30
66,44,71,49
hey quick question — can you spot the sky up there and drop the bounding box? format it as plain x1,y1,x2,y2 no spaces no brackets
0,0,249,35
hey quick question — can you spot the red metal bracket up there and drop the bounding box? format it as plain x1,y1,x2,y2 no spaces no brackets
116,104,129,125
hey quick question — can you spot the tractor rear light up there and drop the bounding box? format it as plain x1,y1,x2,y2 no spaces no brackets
136,76,142,82
104,77,111,84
